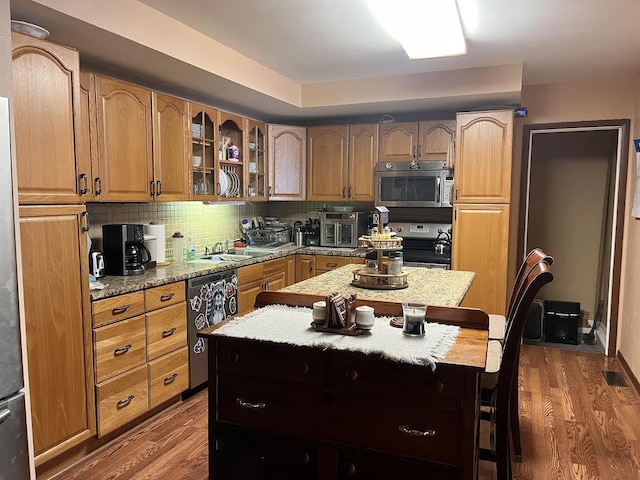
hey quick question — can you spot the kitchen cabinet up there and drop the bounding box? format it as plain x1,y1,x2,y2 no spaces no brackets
307,125,348,201
246,119,268,200
379,120,455,167
79,71,97,198
151,91,190,201
348,124,378,201
452,109,513,316
295,254,364,281
12,32,88,204
453,110,513,204
218,111,245,201
91,281,188,436
19,205,95,464
94,75,153,202
237,257,295,316
268,124,307,200
190,103,219,200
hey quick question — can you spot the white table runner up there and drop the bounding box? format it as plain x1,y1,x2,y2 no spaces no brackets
212,304,460,370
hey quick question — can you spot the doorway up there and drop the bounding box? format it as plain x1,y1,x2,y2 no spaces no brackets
520,120,630,356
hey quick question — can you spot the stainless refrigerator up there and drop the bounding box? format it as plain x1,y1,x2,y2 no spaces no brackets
0,97,30,479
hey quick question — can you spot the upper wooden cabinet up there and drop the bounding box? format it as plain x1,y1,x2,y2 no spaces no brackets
19,205,95,463
268,124,307,201
94,75,153,202
151,91,190,201
218,111,245,201
11,32,86,204
190,103,219,200
307,125,348,201
307,124,377,202
79,71,96,198
379,121,455,168
246,119,268,201
454,110,513,204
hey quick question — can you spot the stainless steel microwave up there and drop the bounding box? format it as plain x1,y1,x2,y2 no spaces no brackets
375,160,454,208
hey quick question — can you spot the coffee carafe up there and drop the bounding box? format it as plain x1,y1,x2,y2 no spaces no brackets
103,224,149,276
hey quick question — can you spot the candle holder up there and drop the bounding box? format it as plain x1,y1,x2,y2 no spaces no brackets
402,302,427,336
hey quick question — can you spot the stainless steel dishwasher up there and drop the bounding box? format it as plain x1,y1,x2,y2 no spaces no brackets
187,268,238,389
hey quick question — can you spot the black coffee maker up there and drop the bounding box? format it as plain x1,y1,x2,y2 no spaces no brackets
102,224,151,275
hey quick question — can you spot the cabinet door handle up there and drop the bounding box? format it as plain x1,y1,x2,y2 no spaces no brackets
116,395,135,409
162,327,177,338
95,177,102,196
269,185,272,197
345,462,356,475
412,145,416,158
114,344,132,356
398,425,436,437
79,173,88,195
417,144,422,158
348,186,352,198
150,180,155,197
455,186,458,201
112,304,130,315
81,211,89,232
217,182,222,196
164,373,178,385
160,293,175,302
299,362,310,374
236,398,266,409
156,180,162,196
342,186,347,198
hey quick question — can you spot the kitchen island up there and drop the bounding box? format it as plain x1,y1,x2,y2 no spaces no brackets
199,290,488,480
281,264,475,306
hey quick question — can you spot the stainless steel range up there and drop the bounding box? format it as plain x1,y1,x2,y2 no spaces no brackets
386,222,452,269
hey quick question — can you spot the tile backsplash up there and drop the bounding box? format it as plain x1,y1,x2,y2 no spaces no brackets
87,201,374,259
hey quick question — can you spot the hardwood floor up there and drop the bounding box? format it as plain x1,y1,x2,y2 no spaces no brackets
57,345,640,479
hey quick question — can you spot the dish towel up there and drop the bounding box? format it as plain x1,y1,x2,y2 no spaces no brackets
212,304,460,370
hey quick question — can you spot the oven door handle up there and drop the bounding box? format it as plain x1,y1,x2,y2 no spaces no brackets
436,176,441,204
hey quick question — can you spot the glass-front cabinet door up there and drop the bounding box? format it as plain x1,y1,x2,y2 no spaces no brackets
218,111,245,200
247,120,267,201
190,103,218,200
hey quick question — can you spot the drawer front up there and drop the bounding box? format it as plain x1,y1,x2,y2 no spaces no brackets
217,377,323,437
148,347,189,409
96,365,148,437
330,393,462,466
144,282,186,312
216,338,324,385
238,263,264,284
314,255,351,271
146,302,187,361
262,258,286,278
92,291,145,327
94,315,146,383
328,351,464,408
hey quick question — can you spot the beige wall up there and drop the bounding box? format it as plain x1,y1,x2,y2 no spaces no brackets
517,76,639,375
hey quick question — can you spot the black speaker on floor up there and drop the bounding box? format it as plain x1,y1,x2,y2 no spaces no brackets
544,300,580,345
524,299,544,341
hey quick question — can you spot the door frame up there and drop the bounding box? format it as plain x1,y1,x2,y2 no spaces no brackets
519,119,630,356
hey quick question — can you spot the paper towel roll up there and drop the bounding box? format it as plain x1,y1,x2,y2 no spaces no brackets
144,224,166,262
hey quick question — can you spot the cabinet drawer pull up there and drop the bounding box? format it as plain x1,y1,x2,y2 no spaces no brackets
111,304,130,315
398,425,436,437
326,262,338,267
79,173,88,195
160,293,175,302
299,362,310,374
114,344,132,356
346,369,358,381
162,327,177,338
116,395,135,409
95,177,102,195
236,398,266,409
346,462,356,475
164,373,178,385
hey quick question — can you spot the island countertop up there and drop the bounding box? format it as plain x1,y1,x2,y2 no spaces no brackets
280,264,475,306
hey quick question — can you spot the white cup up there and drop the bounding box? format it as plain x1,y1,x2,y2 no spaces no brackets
312,301,326,324
249,162,257,173
192,155,202,167
355,305,375,330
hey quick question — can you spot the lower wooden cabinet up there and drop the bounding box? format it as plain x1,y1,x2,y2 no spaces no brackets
237,257,295,316
91,281,187,436
296,254,364,281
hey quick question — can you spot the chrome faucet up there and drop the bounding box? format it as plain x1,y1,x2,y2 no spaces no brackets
213,241,226,254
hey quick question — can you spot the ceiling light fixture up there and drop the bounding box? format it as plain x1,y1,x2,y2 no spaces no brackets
364,0,467,59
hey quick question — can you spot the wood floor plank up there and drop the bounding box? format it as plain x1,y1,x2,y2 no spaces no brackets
57,345,640,480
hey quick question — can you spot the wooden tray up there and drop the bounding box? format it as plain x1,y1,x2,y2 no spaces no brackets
311,322,369,336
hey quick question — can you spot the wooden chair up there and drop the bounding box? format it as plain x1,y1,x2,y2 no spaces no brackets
480,257,554,480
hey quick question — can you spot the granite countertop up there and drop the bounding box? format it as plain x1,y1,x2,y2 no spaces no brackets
280,264,475,306
90,246,366,301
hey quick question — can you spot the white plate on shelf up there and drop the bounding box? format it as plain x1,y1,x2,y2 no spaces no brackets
218,169,229,196
230,171,240,196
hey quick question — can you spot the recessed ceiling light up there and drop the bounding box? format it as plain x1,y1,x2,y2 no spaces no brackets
11,20,50,39
364,0,467,59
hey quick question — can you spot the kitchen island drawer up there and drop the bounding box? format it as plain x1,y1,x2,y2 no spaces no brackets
144,281,185,311
146,302,187,360
92,291,145,327
148,347,189,409
96,365,148,437
94,315,146,383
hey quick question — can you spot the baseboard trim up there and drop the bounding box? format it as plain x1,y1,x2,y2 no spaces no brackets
617,351,640,397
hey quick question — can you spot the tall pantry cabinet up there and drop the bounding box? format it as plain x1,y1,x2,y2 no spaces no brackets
451,110,513,316
12,33,96,466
